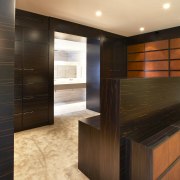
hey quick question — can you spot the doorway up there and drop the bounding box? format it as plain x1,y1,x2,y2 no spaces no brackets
54,32,87,115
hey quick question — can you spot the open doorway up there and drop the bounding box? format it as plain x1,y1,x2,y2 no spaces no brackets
54,32,87,115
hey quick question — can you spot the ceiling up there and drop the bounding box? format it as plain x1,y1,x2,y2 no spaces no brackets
16,0,180,36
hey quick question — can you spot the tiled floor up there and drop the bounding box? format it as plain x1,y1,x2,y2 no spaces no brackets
14,109,99,180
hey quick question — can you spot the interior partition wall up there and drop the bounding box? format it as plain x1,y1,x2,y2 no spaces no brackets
0,0,15,179
49,17,127,119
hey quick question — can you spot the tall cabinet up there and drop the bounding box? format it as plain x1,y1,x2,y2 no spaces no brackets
14,10,50,132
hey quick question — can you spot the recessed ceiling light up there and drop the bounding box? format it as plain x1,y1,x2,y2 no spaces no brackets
95,10,102,17
163,3,171,10
140,27,145,32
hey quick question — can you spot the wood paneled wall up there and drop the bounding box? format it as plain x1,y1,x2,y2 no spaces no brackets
127,39,174,78
0,0,15,179
170,38,180,77
15,10,50,131
49,16,126,115
127,26,180,78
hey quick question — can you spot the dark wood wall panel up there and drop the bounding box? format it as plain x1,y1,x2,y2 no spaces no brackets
15,10,50,131
120,78,180,124
100,79,120,180
127,26,180,45
0,0,14,179
78,116,100,180
87,39,100,112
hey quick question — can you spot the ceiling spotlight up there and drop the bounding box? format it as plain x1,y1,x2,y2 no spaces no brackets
140,27,145,32
163,3,171,10
95,10,102,17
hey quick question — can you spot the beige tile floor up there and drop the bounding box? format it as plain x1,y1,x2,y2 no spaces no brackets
14,109,99,180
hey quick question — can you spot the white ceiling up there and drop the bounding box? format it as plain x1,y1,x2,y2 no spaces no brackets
16,0,180,36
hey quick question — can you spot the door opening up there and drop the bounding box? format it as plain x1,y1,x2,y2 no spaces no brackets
54,32,87,115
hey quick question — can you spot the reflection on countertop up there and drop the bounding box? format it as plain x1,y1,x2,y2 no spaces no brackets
54,78,86,90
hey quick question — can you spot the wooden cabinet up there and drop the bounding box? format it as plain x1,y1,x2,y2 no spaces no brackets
130,128,180,180
14,10,50,132
161,159,180,180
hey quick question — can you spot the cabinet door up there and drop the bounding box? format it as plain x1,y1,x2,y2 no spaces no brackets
14,114,22,132
161,160,180,180
23,109,48,129
168,132,180,165
23,83,48,98
23,96,48,113
23,69,48,84
152,140,169,180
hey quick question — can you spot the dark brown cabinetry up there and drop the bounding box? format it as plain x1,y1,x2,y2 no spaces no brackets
14,10,50,132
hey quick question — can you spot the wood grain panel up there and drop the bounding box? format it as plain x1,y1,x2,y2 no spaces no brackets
170,60,180,70
128,53,145,61
128,62,144,70
146,50,168,61
127,43,145,53
162,159,180,180
170,49,180,59
145,61,168,71
100,79,120,180
153,140,169,180
0,0,14,179
78,116,100,180
120,78,180,124
168,132,180,165
145,40,168,51
168,159,180,180
130,141,150,180
170,38,180,49
128,71,145,78
145,71,169,78
170,71,180,77
86,39,100,112
15,10,50,131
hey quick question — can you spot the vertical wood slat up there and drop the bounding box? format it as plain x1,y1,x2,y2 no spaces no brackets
100,79,120,180
0,0,15,179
